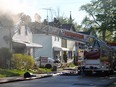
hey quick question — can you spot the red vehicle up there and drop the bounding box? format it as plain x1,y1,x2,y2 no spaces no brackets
78,39,116,75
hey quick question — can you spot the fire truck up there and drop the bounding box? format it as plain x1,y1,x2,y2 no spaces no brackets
81,38,116,75
34,24,116,75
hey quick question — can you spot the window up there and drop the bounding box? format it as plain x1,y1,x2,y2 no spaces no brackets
61,39,67,48
54,36,56,41
58,37,59,41
25,28,28,35
54,36,59,41
18,28,21,35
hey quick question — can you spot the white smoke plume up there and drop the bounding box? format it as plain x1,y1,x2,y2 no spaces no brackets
0,0,33,27
0,0,30,14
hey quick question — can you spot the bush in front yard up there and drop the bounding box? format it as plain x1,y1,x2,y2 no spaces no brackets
11,54,35,70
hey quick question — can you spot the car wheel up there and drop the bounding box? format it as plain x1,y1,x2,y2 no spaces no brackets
45,64,52,69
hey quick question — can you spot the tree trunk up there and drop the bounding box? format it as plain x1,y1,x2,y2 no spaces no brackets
102,30,106,41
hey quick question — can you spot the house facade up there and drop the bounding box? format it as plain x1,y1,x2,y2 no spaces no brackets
33,34,62,59
12,24,42,57
32,33,76,63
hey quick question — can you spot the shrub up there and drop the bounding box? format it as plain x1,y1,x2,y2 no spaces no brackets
68,62,76,67
37,68,52,74
11,54,35,70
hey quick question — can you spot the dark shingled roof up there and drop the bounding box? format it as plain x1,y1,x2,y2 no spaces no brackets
48,22,76,32
60,24,76,31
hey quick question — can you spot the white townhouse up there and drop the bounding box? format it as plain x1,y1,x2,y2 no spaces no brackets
31,23,76,63
12,24,42,57
33,34,76,63
0,24,42,58
33,34,62,60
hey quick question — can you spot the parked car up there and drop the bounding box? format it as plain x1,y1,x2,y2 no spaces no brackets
35,57,61,69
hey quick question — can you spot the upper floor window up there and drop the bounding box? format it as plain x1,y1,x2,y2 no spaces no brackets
62,39,67,48
54,36,56,41
58,37,59,41
54,36,59,41
18,28,21,35
25,28,28,35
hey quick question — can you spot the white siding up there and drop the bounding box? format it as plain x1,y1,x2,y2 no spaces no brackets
33,34,53,58
52,36,61,48
67,40,75,51
13,26,32,43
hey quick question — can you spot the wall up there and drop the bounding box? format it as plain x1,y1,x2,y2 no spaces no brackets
13,26,32,43
67,39,75,51
52,36,61,48
33,34,53,58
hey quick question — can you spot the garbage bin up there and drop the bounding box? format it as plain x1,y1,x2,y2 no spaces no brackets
24,72,31,78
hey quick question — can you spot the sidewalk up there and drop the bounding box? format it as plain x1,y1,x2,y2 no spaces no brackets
0,73,53,84
0,67,77,84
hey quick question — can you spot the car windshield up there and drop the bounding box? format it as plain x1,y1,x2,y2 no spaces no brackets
48,58,55,62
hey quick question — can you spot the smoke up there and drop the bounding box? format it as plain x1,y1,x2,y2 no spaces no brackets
0,0,29,14
0,13,14,27
0,0,31,27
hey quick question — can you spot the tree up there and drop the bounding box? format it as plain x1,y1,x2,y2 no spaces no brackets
20,13,32,25
57,16,84,31
14,13,32,26
80,0,116,42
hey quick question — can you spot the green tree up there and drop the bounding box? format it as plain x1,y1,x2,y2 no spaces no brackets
15,13,32,26
80,0,116,42
52,8,83,31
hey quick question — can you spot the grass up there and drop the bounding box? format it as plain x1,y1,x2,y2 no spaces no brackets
68,62,76,67
37,68,52,74
0,68,52,78
0,69,25,78
0,63,76,78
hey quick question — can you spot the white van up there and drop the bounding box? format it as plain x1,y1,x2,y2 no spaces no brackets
35,57,61,69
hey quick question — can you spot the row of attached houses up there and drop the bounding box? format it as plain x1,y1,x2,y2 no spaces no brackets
31,22,79,63
33,34,76,63
0,21,91,66
0,23,42,65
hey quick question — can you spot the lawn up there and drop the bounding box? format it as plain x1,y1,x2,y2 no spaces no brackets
0,69,25,77
0,68,52,78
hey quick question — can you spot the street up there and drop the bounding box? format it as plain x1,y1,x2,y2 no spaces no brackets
1,73,116,87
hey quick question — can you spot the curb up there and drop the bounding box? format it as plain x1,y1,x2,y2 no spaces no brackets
0,73,60,84
0,67,76,84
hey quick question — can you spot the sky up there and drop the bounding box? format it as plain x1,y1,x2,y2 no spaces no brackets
0,0,91,24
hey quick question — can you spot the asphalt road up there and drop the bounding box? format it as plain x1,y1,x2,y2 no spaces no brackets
0,73,116,87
